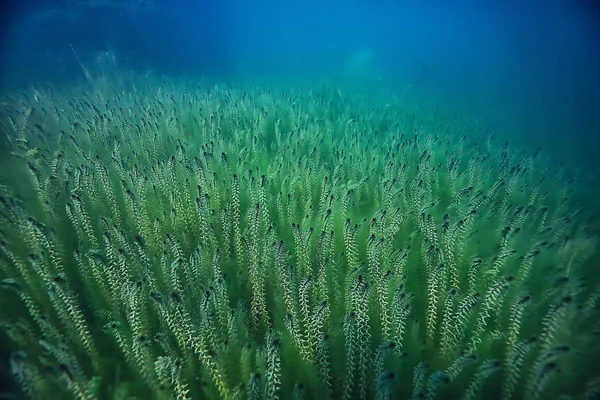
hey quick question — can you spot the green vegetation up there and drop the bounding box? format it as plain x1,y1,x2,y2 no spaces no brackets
0,76,598,399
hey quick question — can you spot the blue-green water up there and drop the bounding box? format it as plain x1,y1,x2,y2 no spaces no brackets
0,1,599,399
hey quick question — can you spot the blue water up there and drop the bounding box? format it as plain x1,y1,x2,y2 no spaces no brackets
1,0,599,163
1,1,600,398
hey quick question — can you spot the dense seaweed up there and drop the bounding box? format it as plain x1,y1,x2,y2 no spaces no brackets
0,77,598,399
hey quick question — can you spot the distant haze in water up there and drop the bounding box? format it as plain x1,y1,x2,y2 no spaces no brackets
1,0,599,163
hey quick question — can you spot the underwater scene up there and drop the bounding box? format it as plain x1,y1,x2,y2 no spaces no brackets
1,1,599,399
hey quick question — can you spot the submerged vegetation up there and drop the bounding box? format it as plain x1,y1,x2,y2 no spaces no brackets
0,76,599,399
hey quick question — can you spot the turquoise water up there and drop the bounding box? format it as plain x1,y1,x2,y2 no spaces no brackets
0,1,599,399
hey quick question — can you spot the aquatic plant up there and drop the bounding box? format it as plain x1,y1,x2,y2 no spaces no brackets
0,77,598,399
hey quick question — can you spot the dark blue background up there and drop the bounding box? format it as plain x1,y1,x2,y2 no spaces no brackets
0,0,599,161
